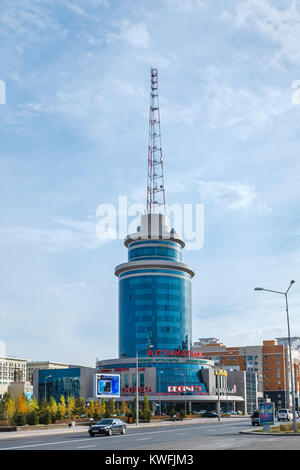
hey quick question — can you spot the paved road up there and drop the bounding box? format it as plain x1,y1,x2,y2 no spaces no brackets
0,418,300,450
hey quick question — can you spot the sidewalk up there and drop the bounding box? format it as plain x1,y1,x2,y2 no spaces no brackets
0,416,250,440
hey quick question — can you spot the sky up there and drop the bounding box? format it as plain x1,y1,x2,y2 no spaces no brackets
1,0,300,366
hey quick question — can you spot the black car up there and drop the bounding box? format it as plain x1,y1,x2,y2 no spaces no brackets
89,418,127,437
251,411,260,426
203,411,218,418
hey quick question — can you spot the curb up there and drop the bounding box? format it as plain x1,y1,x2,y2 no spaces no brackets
240,430,300,436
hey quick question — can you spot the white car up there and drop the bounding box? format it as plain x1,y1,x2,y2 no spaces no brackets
278,409,293,421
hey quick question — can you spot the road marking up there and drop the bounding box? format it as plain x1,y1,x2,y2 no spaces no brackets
137,438,150,441
77,444,96,449
0,422,249,450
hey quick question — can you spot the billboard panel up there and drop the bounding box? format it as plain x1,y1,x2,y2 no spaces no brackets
94,374,120,398
259,402,275,426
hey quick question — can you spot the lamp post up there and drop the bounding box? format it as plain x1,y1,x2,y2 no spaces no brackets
159,370,164,420
136,344,153,427
180,373,187,416
44,375,52,402
215,370,221,422
254,280,298,433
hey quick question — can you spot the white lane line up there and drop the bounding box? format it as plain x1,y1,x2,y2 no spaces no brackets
77,444,96,449
0,423,241,450
137,438,150,441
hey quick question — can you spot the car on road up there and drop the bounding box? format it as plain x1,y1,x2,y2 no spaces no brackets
203,411,218,418
278,409,293,422
88,418,127,437
251,411,260,426
197,410,207,416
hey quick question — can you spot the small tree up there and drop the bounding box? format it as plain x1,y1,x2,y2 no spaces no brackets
143,395,151,422
39,406,52,425
120,401,128,416
15,395,28,415
74,397,86,417
4,394,16,422
94,401,101,420
56,395,67,420
28,397,39,412
49,397,57,423
13,411,26,426
89,400,95,418
106,398,116,417
26,409,39,425
100,398,106,419
67,395,75,419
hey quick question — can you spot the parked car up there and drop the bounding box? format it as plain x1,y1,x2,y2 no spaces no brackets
203,411,218,418
251,411,260,426
278,409,293,422
89,418,127,437
197,410,207,416
225,410,237,415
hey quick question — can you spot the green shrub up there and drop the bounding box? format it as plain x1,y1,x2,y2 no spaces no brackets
280,423,293,432
27,410,39,425
12,412,26,426
39,408,52,425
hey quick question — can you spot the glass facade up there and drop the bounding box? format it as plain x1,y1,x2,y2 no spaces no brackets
117,239,193,359
38,368,81,403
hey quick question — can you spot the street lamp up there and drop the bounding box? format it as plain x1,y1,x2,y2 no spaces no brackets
44,375,52,402
136,344,153,426
179,373,187,416
159,370,164,420
254,280,298,433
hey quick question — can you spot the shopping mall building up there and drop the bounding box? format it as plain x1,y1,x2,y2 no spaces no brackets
34,213,251,413
95,212,246,414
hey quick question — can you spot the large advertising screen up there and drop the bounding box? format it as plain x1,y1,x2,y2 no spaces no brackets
94,374,120,398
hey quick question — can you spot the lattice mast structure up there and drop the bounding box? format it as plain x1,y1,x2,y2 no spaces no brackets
147,68,166,214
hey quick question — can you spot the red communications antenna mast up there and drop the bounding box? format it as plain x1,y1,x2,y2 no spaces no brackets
147,68,166,214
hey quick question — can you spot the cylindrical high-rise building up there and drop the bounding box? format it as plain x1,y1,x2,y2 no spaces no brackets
97,69,214,413
115,213,194,359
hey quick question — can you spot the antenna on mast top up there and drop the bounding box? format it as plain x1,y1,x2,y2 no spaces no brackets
147,68,166,214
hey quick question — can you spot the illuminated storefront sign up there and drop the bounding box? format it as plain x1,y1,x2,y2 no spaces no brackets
122,386,152,394
147,349,202,357
167,385,207,393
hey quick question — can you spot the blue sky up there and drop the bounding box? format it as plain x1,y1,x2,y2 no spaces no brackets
1,0,300,365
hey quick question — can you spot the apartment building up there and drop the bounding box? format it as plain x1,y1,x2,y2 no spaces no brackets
0,356,27,385
192,338,300,409
0,356,27,398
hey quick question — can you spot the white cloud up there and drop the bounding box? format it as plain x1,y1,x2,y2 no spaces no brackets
108,19,150,48
63,1,90,18
166,0,206,13
167,169,270,212
230,0,300,65
0,217,108,253
162,64,291,139
48,281,88,296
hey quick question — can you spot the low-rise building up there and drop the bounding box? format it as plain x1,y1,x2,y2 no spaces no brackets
27,361,69,384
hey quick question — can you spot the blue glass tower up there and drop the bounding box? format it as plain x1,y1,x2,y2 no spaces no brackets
115,213,194,359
